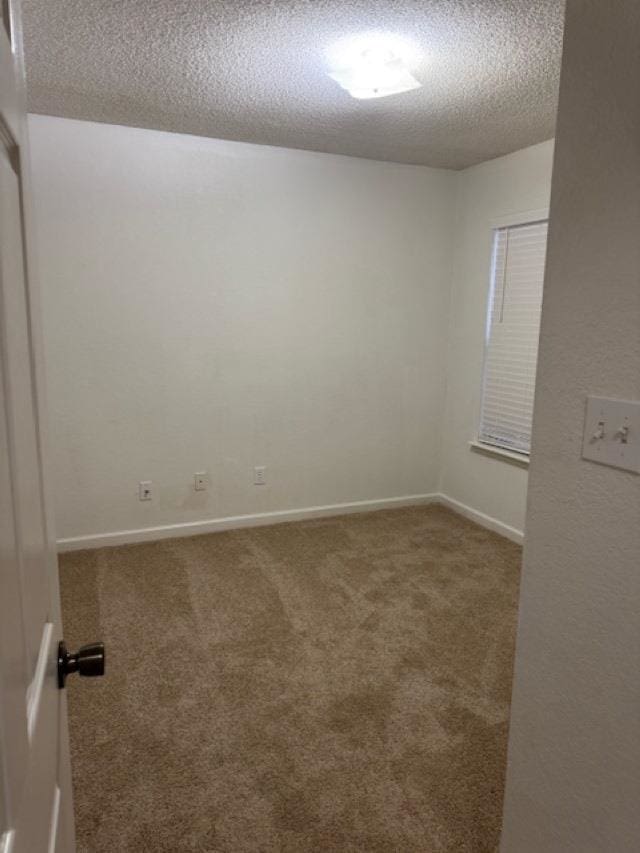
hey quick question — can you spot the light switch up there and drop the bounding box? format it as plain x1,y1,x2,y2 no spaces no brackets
582,396,640,473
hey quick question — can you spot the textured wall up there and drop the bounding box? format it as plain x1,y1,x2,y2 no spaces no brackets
29,115,455,541
501,1,640,850
439,141,554,535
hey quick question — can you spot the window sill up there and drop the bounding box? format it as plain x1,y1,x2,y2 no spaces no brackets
469,440,530,469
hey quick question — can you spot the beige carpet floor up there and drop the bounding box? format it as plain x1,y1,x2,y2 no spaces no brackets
59,505,521,852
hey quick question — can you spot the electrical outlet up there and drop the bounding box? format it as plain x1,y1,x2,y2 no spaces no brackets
253,466,266,485
194,472,207,491
139,480,152,501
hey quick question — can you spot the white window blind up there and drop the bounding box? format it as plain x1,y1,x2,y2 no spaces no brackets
479,219,548,455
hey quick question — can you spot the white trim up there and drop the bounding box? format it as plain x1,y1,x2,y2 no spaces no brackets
489,206,549,230
0,831,14,853
469,440,530,469
26,622,53,741
56,492,524,552
56,493,439,552
47,786,60,853
436,493,524,544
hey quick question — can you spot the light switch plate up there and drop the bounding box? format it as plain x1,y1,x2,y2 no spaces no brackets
582,396,640,473
194,472,207,491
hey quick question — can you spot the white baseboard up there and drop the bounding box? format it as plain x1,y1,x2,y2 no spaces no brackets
56,493,439,552
56,491,524,552
435,493,524,545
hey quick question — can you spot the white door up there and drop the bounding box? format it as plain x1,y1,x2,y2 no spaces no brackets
0,2,94,851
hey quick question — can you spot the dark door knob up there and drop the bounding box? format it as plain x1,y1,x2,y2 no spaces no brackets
58,640,105,689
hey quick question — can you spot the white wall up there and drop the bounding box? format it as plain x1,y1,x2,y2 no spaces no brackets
28,115,455,542
501,1,640,850
439,141,554,535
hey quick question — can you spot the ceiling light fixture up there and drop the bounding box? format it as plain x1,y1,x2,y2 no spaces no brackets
327,34,422,100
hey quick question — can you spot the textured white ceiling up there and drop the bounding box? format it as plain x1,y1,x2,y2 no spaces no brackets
21,0,565,169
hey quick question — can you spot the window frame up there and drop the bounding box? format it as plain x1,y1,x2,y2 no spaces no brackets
474,207,549,462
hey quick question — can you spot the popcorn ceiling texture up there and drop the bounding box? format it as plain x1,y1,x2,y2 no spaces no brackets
22,0,564,169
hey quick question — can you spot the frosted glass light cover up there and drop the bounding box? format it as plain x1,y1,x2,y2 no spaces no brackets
329,57,421,100
327,37,422,100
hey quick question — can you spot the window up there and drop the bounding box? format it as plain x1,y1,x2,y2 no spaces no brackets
478,218,548,455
